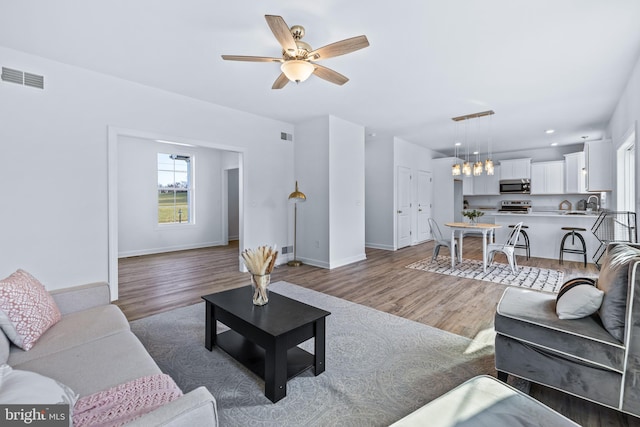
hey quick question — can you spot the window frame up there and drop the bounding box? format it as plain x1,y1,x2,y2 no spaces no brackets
157,152,195,226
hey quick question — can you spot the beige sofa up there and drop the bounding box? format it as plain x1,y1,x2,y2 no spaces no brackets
1,281,218,426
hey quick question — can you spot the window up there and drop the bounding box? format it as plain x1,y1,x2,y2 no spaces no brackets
157,153,192,224
616,132,635,212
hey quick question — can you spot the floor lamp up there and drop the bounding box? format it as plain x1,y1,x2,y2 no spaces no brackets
287,181,306,267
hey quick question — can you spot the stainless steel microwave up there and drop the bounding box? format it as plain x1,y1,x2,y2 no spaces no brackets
500,179,531,194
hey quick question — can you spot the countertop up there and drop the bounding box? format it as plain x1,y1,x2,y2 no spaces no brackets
468,208,601,218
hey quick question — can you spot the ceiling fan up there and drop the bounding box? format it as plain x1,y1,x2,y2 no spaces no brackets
221,15,369,89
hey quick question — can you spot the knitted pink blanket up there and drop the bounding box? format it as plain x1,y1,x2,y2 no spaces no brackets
73,374,183,427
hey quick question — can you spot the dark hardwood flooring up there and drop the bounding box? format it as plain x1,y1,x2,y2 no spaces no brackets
116,239,639,427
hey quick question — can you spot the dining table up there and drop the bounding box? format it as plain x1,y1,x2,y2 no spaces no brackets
444,222,502,272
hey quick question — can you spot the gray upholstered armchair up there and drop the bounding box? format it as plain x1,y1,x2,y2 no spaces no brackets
494,243,640,418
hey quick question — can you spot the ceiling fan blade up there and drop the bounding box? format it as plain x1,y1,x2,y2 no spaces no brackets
221,55,283,63
272,73,290,90
313,64,349,86
265,15,297,56
308,35,370,61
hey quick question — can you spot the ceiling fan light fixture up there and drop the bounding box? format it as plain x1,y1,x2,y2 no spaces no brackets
281,60,315,83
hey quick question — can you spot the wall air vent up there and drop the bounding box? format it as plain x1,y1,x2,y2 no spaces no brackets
280,132,293,141
1,67,23,84
1,67,44,89
24,72,44,89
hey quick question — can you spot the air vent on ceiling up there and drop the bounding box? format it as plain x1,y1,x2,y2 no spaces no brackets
1,67,44,89
280,132,293,141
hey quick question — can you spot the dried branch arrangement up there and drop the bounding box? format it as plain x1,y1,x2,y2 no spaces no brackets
241,245,278,305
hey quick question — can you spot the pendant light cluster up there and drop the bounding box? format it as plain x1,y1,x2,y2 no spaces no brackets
451,110,495,177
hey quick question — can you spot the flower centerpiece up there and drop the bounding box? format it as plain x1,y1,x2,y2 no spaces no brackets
462,209,484,224
240,245,278,306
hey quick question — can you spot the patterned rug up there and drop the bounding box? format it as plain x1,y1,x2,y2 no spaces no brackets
406,256,564,293
130,281,495,426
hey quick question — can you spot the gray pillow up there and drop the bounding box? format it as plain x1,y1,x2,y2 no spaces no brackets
597,244,640,342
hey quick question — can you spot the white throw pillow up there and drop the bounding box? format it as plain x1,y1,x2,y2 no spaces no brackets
556,277,604,320
0,364,78,406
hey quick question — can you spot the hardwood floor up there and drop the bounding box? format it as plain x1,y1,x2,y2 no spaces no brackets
116,239,639,427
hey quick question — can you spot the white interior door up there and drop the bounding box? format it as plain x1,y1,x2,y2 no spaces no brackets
397,166,411,249
417,170,433,242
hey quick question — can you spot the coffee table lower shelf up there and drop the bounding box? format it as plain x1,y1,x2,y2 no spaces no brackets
216,329,315,381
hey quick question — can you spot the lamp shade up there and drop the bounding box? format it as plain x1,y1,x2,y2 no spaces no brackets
288,181,307,202
281,60,315,83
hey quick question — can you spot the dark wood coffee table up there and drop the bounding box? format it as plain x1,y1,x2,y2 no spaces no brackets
202,286,331,403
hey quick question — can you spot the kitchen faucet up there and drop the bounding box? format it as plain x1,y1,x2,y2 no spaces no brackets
587,195,600,211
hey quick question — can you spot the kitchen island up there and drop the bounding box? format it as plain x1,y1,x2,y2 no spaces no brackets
491,211,600,264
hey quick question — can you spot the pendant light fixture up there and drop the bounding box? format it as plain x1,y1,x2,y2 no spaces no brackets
451,110,495,176
485,112,495,175
452,143,462,176
462,118,472,176
473,118,483,176
452,121,462,176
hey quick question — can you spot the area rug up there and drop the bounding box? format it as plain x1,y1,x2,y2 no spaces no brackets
406,256,564,293
130,281,495,426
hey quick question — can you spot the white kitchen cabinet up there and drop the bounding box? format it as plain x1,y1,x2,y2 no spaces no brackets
564,152,587,194
473,165,501,195
499,158,531,180
462,175,474,195
531,161,564,194
584,140,613,192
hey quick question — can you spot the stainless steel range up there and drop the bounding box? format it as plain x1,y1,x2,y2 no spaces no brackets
499,200,532,213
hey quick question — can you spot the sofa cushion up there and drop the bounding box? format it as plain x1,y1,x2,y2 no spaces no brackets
496,288,624,372
556,277,603,320
0,331,8,365
597,244,640,342
0,269,61,350
8,304,130,366
0,364,78,406
13,331,162,397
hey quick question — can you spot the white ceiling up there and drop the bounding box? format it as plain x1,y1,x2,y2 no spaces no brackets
2,0,640,155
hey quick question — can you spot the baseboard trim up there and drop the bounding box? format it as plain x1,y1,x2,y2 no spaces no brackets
365,242,395,251
119,241,225,258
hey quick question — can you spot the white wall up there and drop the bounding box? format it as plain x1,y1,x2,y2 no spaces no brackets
364,137,438,250
118,137,226,257
329,116,366,268
432,158,459,229
606,51,640,215
365,136,394,249
294,115,366,269
0,46,294,294
294,117,330,267
227,168,239,241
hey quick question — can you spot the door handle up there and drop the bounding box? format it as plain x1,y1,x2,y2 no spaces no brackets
397,210,402,214
418,208,422,212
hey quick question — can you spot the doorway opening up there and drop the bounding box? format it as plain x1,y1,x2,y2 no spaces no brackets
108,126,245,300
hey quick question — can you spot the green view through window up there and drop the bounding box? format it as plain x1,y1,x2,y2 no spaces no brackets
158,153,192,224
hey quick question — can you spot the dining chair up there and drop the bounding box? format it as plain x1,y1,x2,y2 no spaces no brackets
487,222,523,274
428,218,458,262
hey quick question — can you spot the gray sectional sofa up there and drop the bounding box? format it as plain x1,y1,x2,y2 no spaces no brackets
2,281,218,426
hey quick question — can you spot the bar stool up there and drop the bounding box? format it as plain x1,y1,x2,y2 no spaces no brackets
559,227,587,267
509,224,530,260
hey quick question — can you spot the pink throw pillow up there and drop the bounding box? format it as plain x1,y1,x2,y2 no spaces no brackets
0,269,61,350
